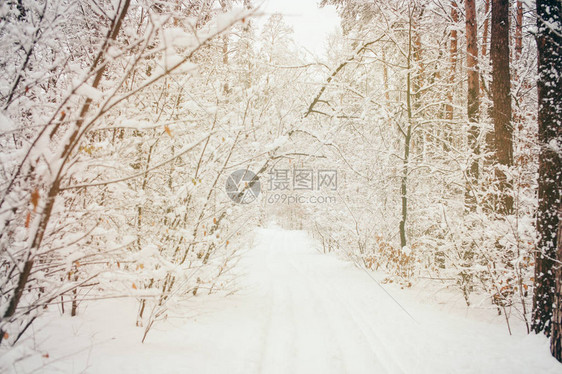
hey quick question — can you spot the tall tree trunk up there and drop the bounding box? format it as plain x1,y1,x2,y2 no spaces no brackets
465,0,480,209
491,0,513,214
482,0,490,59
412,6,424,106
399,5,415,250
552,204,562,362
533,0,562,340
481,0,495,158
412,6,425,157
515,1,523,60
444,1,459,150
512,1,525,144
462,0,480,298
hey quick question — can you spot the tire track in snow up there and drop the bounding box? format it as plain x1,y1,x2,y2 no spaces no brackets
305,261,414,373
337,288,424,373
286,259,348,374
288,249,415,373
332,290,408,373
289,257,394,374
252,287,274,374
255,231,298,374
247,228,415,373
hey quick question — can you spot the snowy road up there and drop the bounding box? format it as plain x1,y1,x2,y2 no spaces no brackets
189,227,558,374
14,227,559,373
243,228,409,374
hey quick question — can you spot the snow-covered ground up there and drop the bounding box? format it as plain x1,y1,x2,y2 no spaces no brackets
2,226,560,373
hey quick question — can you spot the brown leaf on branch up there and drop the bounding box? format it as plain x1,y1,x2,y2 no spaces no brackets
31,189,40,212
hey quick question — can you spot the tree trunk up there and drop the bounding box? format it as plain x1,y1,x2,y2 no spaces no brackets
465,0,480,209
481,0,495,158
400,6,415,250
444,1,458,150
552,204,562,362
491,0,513,214
482,0,490,59
533,0,562,339
400,123,412,250
412,6,425,157
515,1,523,60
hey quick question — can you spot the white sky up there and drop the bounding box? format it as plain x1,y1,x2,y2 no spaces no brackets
255,0,341,58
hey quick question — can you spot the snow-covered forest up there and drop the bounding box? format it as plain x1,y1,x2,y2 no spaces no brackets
0,0,561,372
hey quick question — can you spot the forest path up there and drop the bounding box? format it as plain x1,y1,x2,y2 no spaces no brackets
214,226,556,374
241,227,408,374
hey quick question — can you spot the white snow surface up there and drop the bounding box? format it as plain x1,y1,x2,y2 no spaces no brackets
3,226,560,373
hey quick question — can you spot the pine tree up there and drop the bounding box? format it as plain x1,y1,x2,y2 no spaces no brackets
532,0,562,348
490,0,513,214
464,0,479,209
